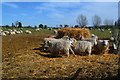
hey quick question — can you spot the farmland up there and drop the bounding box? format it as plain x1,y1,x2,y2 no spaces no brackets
1,28,119,79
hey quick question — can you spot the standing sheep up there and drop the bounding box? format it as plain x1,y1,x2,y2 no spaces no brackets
71,41,92,56
96,40,110,54
47,40,75,57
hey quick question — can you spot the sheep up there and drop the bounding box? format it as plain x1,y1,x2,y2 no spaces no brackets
43,36,70,51
98,28,101,31
47,39,75,57
9,31,16,35
25,30,32,34
8,29,12,32
35,28,40,31
4,31,10,34
13,29,17,31
101,29,104,32
110,37,114,41
53,30,58,35
71,41,92,56
0,30,3,32
0,32,6,36
96,40,110,54
48,28,52,30
20,30,23,33
15,31,21,34
79,34,98,47
109,31,112,33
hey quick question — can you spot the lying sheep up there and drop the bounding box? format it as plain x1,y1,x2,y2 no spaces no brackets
71,41,92,56
20,30,23,33
35,28,40,31
54,30,58,35
9,31,16,35
15,31,21,34
101,29,104,32
4,31,10,34
25,30,32,34
96,40,110,54
47,39,75,57
0,32,6,36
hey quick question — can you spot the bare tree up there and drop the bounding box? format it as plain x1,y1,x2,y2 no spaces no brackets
104,19,113,26
76,14,88,28
92,15,101,27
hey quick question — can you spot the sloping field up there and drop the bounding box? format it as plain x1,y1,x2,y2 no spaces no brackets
2,33,119,80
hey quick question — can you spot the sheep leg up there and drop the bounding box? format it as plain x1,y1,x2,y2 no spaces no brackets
88,47,92,56
70,47,75,55
65,49,69,57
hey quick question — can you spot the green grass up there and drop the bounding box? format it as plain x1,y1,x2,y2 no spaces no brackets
2,28,113,38
90,29,112,38
2,28,55,35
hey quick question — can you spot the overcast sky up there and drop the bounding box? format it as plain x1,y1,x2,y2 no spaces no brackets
2,2,118,27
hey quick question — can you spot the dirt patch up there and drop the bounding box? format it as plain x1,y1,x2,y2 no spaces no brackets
2,34,119,79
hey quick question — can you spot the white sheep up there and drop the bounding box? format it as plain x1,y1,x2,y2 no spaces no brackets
15,31,21,34
35,28,40,31
109,31,112,33
54,30,58,35
43,36,70,50
4,31,10,34
47,39,75,57
25,30,32,34
96,40,110,54
0,32,6,36
71,41,92,56
9,31,16,35
20,30,23,33
101,29,104,32
79,34,98,47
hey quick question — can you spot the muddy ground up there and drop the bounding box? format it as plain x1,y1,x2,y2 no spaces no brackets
2,34,119,80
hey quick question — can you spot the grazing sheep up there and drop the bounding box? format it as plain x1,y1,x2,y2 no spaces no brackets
96,40,110,54
25,30,32,34
0,32,6,36
47,39,75,57
71,41,92,56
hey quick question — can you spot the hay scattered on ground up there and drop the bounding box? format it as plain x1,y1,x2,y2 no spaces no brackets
2,34,119,79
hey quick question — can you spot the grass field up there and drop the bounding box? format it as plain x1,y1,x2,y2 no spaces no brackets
1,28,119,79
2,28,112,38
